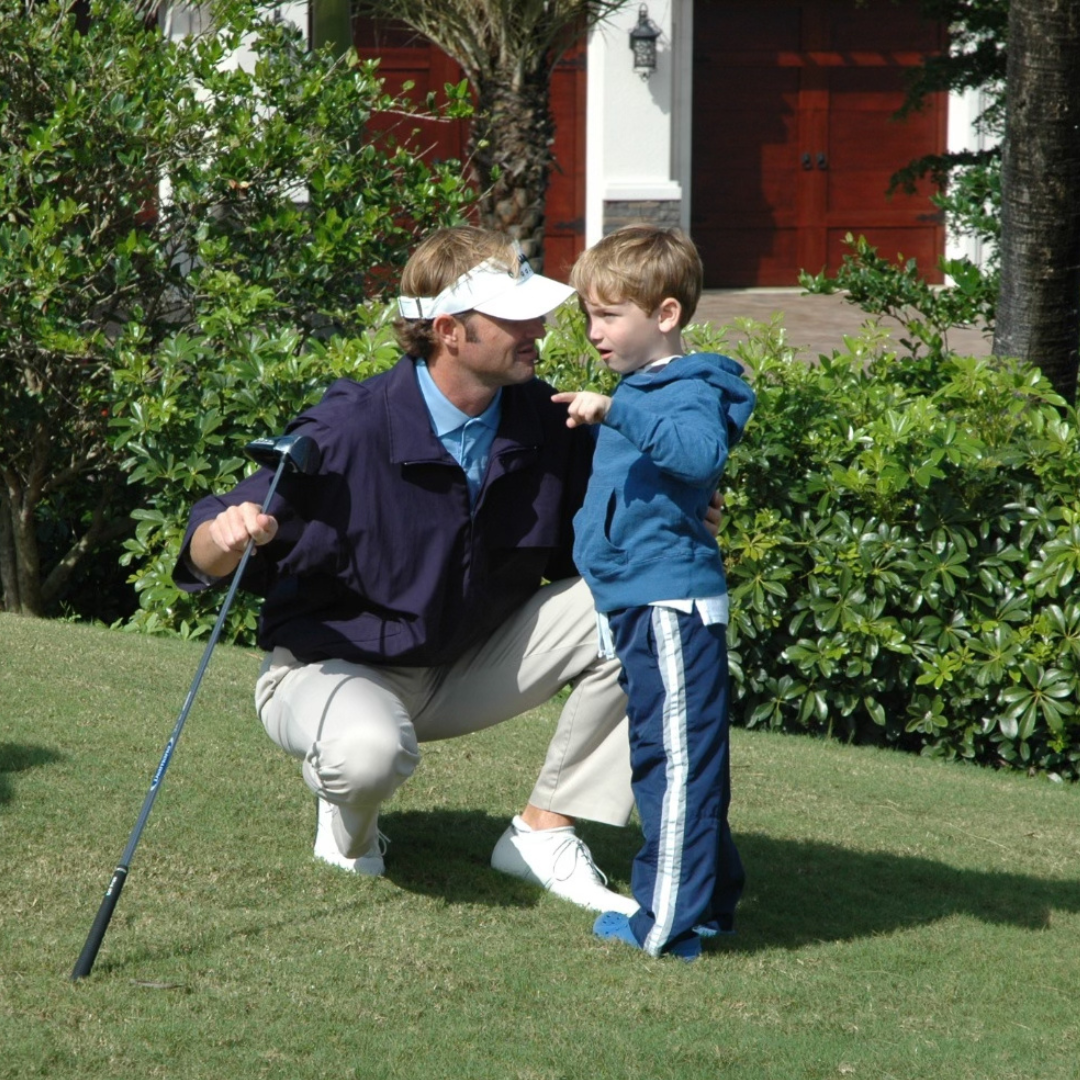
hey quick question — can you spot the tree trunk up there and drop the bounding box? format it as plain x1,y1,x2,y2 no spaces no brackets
0,476,44,617
14,500,44,617
993,0,1080,404
0,407,125,617
0,491,19,613
467,67,554,273
40,478,132,610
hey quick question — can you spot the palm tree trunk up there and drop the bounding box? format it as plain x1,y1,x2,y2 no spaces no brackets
467,66,555,272
993,0,1080,404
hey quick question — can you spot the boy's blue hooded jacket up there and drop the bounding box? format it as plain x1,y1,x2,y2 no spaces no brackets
572,352,755,613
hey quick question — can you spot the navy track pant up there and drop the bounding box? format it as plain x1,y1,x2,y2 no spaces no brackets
607,605,745,957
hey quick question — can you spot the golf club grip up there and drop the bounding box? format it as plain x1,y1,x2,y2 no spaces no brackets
71,866,128,980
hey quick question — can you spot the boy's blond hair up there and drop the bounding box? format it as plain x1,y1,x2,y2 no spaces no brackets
395,226,519,358
570,224,703,328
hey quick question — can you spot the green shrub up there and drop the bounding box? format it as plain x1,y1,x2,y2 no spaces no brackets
0,0,472,619
801,233,998,346
116,306,404,642
538,305,1080,781
537,302,617,395
127,283,1080,781
707,319,1079,780
129,301,595,643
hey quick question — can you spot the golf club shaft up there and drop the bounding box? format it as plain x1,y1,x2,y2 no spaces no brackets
71,458,291,981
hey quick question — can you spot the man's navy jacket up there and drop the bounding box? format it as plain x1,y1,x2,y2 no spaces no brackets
175,357,593,667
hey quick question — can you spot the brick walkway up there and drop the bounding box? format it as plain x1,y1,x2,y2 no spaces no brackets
695,288,992,360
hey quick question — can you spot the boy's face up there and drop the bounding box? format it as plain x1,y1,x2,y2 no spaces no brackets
579,294,680,374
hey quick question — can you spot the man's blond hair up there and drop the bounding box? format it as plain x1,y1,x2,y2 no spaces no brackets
570,224,703,328
395,226,519,358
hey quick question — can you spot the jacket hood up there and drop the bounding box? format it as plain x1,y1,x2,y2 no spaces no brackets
622,353,755,446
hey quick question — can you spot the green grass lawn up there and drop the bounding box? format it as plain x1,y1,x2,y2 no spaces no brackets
1,612,1078,1079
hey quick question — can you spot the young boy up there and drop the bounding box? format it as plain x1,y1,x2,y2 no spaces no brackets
552,224,755,960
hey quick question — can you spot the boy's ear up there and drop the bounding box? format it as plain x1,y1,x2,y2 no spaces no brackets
657,297,682,332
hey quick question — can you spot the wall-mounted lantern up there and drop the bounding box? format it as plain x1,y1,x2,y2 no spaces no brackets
629,5,661,81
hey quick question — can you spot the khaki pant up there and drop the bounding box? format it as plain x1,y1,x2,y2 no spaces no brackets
255,577,632,857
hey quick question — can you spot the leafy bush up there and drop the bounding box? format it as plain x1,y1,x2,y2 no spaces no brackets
0,0,472,618
537,302,617,395
537,303,1080,781
122,266,1080,780
801,234,998,345
116,308,403,642
701,318,1080,780
127,280,1080,779
131,301,592,643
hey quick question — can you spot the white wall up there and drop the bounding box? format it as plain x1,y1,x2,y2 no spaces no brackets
162,3,310,55
586,1,691,244
946,86,997,271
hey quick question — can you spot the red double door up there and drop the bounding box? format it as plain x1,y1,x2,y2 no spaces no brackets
355,1,946,287
691,0,948,286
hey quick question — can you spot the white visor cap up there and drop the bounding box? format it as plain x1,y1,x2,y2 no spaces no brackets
398,248,575,322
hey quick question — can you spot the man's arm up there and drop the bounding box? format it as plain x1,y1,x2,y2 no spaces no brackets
705,489,723,539
187,503,279,580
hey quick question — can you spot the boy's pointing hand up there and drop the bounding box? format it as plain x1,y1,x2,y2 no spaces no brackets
552,390,613,428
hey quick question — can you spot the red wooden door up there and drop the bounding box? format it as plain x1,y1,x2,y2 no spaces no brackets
352,19,466,163
691,0,947,287
543,41,588,281
352,19,586,278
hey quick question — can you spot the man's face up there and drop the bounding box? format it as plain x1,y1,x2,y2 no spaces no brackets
454,311,548,389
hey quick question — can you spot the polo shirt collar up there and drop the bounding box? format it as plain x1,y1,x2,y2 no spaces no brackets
387,357,536,466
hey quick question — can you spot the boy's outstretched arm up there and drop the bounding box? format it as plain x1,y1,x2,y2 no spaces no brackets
554,390,724,538
552,391,612,428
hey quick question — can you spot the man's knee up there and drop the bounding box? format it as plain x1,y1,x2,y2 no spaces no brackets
302,723,419,806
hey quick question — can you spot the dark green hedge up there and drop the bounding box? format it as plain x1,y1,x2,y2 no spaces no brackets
688,316,1080,781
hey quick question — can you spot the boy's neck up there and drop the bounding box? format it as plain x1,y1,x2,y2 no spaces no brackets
631,328,685,372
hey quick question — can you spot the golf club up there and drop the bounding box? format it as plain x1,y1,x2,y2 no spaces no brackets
70,433,321,981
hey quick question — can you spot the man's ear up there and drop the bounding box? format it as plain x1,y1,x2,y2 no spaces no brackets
432,313,461,350
657,297,682,333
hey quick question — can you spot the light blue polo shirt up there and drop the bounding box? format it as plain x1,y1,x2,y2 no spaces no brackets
415,360,502,506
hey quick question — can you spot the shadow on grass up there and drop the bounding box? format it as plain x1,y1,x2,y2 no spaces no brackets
383,811,1080,950
75,807,545,980
730,829,1079,950
380,808,550,908
76,808,1079,979
0,742,64,806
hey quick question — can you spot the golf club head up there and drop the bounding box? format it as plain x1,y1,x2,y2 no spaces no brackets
244,434,321,476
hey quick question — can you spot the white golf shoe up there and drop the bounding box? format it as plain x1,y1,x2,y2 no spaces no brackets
491,815,639,916
313,798,387,876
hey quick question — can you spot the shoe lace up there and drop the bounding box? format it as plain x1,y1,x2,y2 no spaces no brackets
371,829,390,857
549,833,608,887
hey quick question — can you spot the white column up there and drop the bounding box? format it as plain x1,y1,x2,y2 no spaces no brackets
945,86,997,273
586,2,687,244
671,0,694,233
